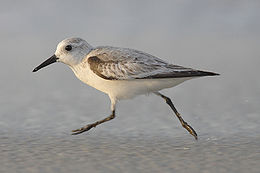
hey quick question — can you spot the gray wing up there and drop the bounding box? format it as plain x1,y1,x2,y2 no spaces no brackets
86,46,218,80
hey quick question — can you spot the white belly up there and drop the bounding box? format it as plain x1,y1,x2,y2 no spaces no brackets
71,65,193,100
98,78,192,99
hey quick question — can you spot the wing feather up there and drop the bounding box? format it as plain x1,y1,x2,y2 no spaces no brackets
86,47,218,80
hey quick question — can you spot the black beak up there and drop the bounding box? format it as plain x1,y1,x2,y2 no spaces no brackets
32,55,58,72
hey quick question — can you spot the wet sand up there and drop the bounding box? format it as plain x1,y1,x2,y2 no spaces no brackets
1,131,259,173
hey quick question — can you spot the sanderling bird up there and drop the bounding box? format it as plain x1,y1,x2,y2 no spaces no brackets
33,37,219,139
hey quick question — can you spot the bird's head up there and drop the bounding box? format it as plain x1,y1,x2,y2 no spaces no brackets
33,38,93,72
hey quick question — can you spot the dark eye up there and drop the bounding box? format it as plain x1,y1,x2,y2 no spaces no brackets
65,45,72,51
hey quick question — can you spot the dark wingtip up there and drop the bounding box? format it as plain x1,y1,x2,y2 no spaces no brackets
204,71,220,76
195,70,220,77
32,68,38,72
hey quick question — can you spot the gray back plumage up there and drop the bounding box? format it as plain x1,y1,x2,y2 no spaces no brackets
86,46,218,80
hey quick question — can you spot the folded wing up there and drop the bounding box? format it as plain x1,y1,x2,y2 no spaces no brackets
86,47,219,80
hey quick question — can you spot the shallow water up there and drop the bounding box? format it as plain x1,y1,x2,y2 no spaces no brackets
1,0,260,172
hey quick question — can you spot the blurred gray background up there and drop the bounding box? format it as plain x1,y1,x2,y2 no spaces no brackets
1,0,259,173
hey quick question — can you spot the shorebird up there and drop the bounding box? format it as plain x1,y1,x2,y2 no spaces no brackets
33,38,219,139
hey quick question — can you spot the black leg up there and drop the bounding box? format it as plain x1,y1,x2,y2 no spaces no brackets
71,110,115,135
155,92,198,140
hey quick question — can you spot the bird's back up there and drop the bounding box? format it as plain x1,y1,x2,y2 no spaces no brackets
85,46,219,81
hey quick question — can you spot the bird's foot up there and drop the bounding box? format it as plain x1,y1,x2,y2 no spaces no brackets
71,123,97,135
181,121,198,140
